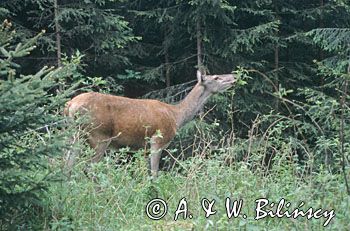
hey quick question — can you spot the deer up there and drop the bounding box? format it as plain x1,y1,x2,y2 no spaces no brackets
64,71,236,178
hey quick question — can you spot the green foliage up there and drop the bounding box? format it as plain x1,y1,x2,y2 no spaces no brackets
1,0,139,89
308,28,350,52
307,28,350,74
0,24,79,228
44,144,350,230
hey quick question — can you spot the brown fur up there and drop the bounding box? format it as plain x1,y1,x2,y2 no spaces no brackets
65,92,177,149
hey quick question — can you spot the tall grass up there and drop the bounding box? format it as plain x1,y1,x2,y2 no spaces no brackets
44,130,350,231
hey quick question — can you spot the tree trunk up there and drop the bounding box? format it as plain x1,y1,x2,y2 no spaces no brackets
340,64,350,195
319,0,325,86
274,4,280,110
54,0,62,68
196,17,204,115
196,19,203,75
274,44,280,110
164,29,171,87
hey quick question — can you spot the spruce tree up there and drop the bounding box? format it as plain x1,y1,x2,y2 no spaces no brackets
0,20,79,228
0,0,138,86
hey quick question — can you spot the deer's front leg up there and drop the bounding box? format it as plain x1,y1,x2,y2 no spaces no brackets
150,134,170,178
150,145,162,178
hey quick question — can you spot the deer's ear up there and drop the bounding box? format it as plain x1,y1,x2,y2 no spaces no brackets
197,70,204,83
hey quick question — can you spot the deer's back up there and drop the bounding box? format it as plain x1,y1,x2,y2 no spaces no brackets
65,92,177,149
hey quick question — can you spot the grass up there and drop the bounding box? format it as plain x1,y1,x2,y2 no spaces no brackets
44,147,350,231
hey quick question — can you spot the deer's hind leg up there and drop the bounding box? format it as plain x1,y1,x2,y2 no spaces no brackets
88,134,112,163
83,133,112,181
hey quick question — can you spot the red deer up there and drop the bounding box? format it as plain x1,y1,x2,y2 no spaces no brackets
64,71,236,177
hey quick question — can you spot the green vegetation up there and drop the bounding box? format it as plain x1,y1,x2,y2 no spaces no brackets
46,150,349,230
0,0,349,230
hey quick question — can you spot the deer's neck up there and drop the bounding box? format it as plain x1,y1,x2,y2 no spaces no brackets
172,83,212,128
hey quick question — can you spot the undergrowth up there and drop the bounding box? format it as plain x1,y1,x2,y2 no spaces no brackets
43,141,349,231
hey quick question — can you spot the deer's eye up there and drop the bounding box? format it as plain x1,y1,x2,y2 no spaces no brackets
214,76,219,80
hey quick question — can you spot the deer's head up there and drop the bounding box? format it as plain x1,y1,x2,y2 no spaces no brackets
197,70,236,93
